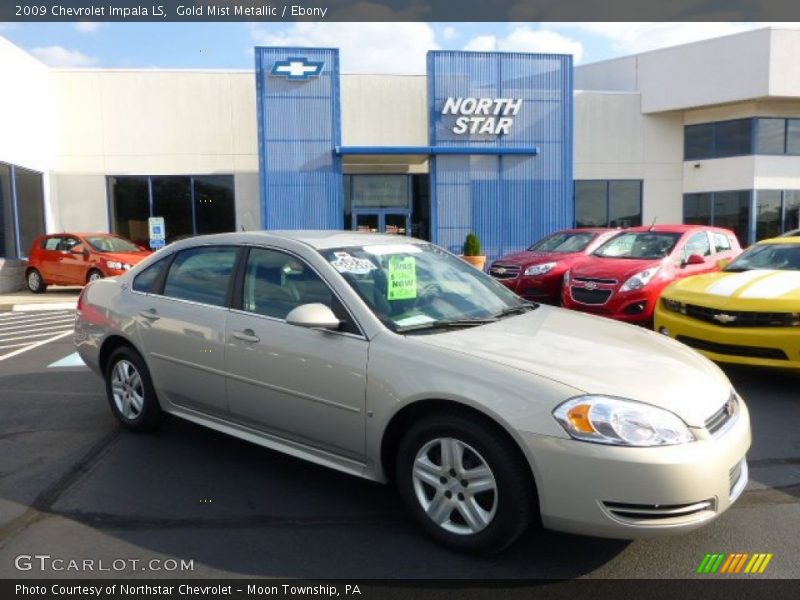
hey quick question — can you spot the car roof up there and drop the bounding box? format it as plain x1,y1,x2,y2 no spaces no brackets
618,224,726,234
167,230,430,252
757,236,800,245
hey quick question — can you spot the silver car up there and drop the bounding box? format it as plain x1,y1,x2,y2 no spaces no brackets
75,231,750,553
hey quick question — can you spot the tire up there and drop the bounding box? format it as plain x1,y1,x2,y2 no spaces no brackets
396,412,536,554
26,269,47,294
105,346,162,432
87,269,103,283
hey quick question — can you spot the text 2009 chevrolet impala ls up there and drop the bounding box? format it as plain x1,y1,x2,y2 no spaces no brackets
75,231,750,553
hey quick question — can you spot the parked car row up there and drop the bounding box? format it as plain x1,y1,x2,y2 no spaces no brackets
490,225,799,370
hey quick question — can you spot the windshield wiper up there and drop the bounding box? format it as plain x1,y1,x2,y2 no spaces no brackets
493,302,539,318
396,317,499,333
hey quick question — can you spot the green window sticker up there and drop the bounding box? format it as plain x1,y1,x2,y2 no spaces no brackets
387,256,417,300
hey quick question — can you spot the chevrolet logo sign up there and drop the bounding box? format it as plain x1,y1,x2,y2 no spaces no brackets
495,267,507,274
270,57,324,80
713,313,738,324
584,282,598,291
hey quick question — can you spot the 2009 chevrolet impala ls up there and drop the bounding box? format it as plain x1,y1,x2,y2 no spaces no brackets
75,231,750,553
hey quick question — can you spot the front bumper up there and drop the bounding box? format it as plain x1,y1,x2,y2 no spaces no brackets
562,286,657,323
495,274,562,303
655,308,800,369
521,399,751,539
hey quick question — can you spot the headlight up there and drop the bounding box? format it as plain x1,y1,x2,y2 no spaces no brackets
563,270,570,286
106,261,131,270
553,395,695,446
524,262,556,276
620,267,660,292
662,297,686,314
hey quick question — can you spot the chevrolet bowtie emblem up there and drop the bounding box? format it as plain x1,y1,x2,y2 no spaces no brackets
713,313,738,324
270,57,324,80
584,282,597,290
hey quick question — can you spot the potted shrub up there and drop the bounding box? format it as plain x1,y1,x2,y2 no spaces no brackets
461,232,487,270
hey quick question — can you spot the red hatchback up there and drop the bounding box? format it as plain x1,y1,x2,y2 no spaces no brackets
26,233,152,293
489,228,618,304
561,225,741,323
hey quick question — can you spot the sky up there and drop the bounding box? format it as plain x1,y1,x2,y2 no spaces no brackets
0,22,797,72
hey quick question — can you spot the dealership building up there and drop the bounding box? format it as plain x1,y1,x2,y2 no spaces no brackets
2,27,800,291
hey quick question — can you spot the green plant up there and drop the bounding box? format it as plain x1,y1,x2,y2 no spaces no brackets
463,232,482,256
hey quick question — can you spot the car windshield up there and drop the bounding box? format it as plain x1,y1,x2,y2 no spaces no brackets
85,236,142,253
593,232,681,259
724,243,800,272
528,231,596,253
320,243,533,333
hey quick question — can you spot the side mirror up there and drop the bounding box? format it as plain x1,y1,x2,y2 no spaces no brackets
716,258,731,269
686,253,705,266
70,244,85,255
286,303,340,330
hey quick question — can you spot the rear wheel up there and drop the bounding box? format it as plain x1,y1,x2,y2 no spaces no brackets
105,346,162,432
26,269,47,294
396,412,536,554
87,269,103,283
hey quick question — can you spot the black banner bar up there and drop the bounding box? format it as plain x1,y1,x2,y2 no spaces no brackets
2,0,800,22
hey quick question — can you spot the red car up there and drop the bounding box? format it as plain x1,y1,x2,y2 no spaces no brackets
488,228,618,304
26,232,152,293
561,224,741,323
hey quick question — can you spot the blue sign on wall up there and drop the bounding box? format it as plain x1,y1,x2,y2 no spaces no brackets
255,47,343,230
428,51,573,259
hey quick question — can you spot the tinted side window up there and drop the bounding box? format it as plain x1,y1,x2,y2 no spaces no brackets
713,233,732,253
684,232,711,257
242,248,358,334
132,257,170,293
43,237,62,250
162,247,238,307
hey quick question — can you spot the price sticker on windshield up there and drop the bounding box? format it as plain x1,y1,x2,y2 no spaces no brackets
387,256,417,300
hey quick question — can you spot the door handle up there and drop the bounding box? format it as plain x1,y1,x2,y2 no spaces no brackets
232,329,260,343
139,309,160,321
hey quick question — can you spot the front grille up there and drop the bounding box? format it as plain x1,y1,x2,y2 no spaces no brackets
489,264,521,280
677,336,788,361
684,304,799,328
602,500,715,523
571,287,612,305
573,276,618,285
705,393,738,435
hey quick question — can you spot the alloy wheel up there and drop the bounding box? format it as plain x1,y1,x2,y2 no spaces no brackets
412,437,498,535
111,359,145,421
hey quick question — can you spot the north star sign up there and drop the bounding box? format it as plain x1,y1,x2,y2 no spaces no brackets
441,97,523,135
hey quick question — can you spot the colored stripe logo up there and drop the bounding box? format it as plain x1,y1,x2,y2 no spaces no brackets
696,553,773,574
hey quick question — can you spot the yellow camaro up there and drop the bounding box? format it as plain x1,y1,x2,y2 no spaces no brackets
655,237,800,369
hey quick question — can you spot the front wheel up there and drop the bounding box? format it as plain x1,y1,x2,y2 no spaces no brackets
26,269,47,294
105,346,162,432
396,412,536,554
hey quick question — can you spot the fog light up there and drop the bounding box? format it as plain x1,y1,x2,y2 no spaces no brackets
659,327,670,336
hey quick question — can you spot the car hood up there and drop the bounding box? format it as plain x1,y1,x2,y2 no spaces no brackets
663,269,800,310
493,251,578,267
100,251,151,264
570,256,662,281
412,306,730,427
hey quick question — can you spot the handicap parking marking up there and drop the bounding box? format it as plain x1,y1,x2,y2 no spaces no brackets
48,352,86,369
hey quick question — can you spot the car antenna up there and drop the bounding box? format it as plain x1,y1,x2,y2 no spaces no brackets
648,216,657,232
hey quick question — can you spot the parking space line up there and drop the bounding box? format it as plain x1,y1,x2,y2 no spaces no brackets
0,319,75,334
0,329,75,344
0,330,73,361
0,318,73,335
0,341,33,350
0,313,74,325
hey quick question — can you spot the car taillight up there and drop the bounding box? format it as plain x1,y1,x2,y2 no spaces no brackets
76,288,87,314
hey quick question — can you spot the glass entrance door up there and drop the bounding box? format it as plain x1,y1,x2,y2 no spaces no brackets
352,211,410,235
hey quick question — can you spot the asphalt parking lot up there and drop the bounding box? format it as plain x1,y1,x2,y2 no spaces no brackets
0,309,798,579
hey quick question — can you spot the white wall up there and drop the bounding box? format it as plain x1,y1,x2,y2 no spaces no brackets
574,91,684,224
50,69,260,231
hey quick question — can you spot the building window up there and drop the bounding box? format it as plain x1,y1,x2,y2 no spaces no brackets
687,117,800,159
109,175,236,247
0,162,46,259
682,190,750,245
574,180,642,228
755,190,783,240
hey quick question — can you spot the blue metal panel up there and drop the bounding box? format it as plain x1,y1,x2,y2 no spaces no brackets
335,146,538,156
255,47,343,230
428,51,573,261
